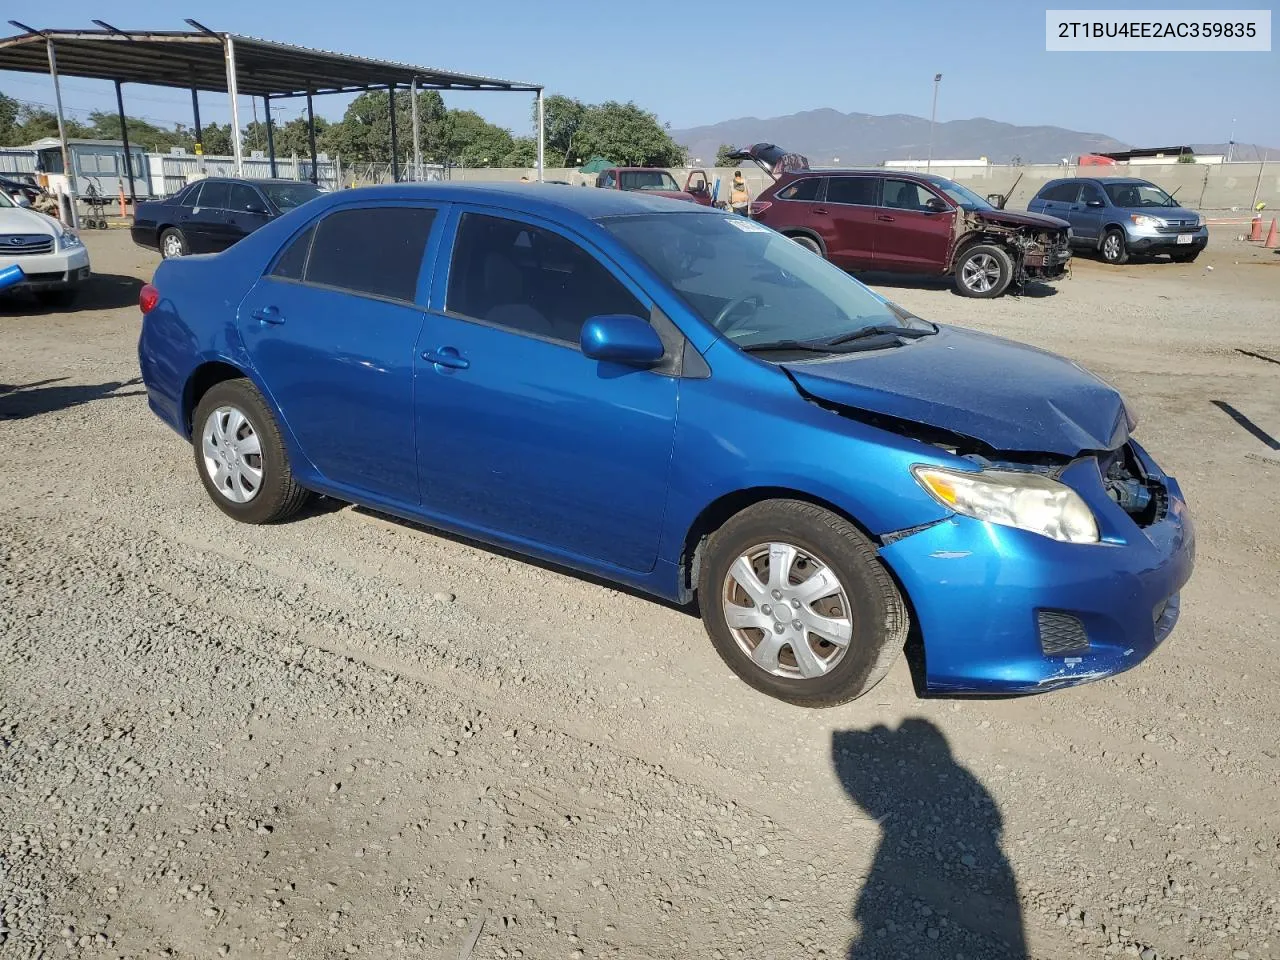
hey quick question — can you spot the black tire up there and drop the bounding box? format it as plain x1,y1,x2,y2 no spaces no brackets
954,243,1014,298
697,499,909,707
787,233,823,255
191,378,310,524
1100,228,1129,264
160,227,189,259
34,288,78,309
1170,248,1200,263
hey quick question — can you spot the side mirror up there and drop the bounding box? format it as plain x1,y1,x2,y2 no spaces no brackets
245,202,267,215
924,197,949,213
12,192,32,208
580,314,665,366
1086,199,1105,208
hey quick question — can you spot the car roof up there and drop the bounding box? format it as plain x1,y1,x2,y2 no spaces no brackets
298,181,717,222
195,177,315,186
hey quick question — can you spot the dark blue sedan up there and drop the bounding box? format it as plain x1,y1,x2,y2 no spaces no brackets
131,177,323,259
135,183,1195,706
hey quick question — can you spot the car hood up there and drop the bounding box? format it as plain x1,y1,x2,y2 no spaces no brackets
973,208,1070,231
0,206,60,238
648,190,700,203
781,325,1134,455
1118,205,1199,223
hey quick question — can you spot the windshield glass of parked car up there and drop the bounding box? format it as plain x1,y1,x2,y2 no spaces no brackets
260,182,323,210
926,177,993,211
619,170,680,192
1103,181,1177,208
604,213,923,348
0,191,14,208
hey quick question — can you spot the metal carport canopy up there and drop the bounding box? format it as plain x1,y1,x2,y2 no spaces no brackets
0,28,543,97
0,24,546,211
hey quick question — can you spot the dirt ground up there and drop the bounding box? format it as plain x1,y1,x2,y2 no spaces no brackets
2,227,1278,960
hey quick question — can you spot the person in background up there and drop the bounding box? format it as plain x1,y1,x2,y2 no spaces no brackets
730,171,750,215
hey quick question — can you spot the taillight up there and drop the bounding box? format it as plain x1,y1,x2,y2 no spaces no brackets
747,201,772,217
139,283,159,314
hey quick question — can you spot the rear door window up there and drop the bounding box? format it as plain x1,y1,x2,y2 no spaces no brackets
270,225,316,281
196,181,231,210
1043,183,1081,202
177,183,202,207
777,178,823,201
825,177,878,206
303,206,437,303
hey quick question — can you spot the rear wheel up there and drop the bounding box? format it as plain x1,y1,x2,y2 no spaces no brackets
787,233,823,255
1101,228,1129,264
954,243,1013,298
160,228,188,259
192,378,311,524
697,499,908,707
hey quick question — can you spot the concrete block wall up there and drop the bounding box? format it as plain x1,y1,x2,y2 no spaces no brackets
448,162,1278,214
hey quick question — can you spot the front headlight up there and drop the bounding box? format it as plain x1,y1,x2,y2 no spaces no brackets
912,465,1099,544
57,231,83,250
1129,214,1164,228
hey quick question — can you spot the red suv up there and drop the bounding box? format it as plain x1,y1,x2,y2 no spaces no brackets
731,143,1071,298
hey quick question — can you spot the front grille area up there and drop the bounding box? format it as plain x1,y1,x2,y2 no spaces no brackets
1157,220,1199,234
1037,611,1090,656
0,233,54,256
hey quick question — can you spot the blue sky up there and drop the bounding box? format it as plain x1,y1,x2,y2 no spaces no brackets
3,0,1277,149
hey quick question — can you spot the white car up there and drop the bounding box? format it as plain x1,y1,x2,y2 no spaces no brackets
0,189,90,307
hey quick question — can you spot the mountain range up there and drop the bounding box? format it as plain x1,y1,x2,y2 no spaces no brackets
671,108,1272,165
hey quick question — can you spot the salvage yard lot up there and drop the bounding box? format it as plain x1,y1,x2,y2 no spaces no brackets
1,228,1278,960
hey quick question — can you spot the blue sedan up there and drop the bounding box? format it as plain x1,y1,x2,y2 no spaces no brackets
136,183,1195,706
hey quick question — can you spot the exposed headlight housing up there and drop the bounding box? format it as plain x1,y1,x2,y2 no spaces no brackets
1129,214,1164,228
912,465,1099,544
57,231,83,250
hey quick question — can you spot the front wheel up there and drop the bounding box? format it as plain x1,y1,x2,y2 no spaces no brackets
954,243,1013,298
192,378,311,524
697,500,908,707
1100,228,1129,264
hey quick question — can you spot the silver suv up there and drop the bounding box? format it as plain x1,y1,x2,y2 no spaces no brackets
1028,177,1208,264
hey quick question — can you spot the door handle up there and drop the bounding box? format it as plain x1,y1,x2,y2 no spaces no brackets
811,207,828,216
422,346,469,370
876,214,895,222
251,306,284,325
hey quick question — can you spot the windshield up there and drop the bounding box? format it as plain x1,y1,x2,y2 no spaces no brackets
1103,181,1177,208
926,177,993,210
259,182,323,210
604,214,927,349
618,170,680,192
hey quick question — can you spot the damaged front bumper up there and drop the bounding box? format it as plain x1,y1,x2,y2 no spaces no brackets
878,448,1195,695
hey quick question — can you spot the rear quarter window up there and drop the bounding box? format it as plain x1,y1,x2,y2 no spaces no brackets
302,206,437,303
777,178,823,201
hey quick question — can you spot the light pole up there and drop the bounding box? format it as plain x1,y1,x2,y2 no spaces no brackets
1227,117,1236,162
927,73,942,172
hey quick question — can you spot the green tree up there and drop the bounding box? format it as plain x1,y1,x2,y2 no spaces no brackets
715,143,740,167
572,101,685,167
536,94,586,164
321,89,448,163
199,122,233,156
0,91,19,146
441,110,514,167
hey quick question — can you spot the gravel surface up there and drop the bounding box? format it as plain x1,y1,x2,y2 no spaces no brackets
2,230,1278,960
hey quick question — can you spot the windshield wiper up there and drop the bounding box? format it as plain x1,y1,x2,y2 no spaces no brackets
740,340,836,354
824,324,935,346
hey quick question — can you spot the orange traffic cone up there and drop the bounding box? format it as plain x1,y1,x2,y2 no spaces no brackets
1265,217,1279,249
118,185,127,218
1248,215,1262,241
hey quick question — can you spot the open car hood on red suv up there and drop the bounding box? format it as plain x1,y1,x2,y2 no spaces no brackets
970,208,1071,231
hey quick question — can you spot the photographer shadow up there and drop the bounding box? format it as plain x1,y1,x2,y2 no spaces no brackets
833,718,1027,959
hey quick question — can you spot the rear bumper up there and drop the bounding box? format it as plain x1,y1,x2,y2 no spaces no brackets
878,453,1195,695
